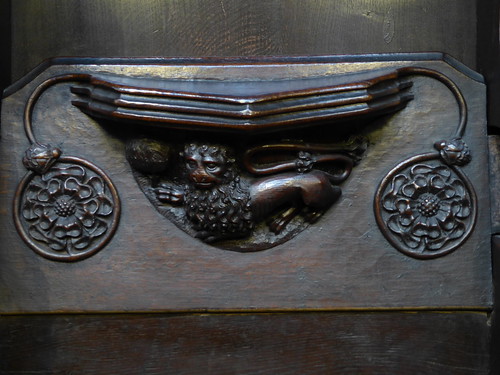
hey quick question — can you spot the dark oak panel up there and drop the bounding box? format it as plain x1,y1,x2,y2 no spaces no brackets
11,0,477,82
0,56,492,313
0,312,491,375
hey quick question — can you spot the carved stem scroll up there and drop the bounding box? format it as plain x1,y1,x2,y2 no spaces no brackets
374,67,475,259
14,73,121,262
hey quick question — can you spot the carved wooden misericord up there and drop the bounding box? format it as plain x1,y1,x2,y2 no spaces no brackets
9,56,480,259
0,54,491,313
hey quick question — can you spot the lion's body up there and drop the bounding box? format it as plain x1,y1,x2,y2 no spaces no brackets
156,142,342,242
184,178,254,242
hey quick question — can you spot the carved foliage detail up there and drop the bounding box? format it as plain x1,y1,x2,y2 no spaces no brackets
375,155,476,259
15,157,120,261
434,137,471,166
22,143,62,174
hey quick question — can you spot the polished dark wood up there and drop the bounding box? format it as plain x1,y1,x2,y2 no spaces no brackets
0,312,491,375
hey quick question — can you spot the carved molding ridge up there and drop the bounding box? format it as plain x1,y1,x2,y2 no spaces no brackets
70,68,413,133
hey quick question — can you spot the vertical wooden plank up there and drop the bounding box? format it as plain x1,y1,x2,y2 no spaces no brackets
477,0,500,130
492,236,500,375
0,0,11,95
490,136,500,233
490,134,500,373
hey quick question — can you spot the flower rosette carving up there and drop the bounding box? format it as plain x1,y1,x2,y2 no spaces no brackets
14,157,120,261
374,154,477,259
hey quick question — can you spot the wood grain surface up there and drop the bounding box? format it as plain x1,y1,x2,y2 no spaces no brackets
10,0,477,82
0,312,491,375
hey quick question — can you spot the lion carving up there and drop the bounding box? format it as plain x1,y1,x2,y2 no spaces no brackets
154,142,343,243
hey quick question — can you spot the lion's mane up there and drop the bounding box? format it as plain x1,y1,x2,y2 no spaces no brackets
182,143,255,239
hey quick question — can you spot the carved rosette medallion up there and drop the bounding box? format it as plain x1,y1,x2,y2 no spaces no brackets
14,157,120,261
374,153,477,259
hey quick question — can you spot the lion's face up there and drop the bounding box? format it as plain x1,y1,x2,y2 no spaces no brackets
182,144,233,189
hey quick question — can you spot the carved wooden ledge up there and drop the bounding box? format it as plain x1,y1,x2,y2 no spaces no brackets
0,54,492,313
69,68,413,132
